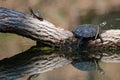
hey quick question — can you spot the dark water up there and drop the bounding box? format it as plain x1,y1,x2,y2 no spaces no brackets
78,9,120,30
99,10,120,29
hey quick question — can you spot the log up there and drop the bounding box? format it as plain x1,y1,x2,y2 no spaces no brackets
0,7,119,80
0,7,73,46
0,7,119,58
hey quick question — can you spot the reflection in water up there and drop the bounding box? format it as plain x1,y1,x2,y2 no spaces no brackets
0,45,104,80
0,46,71,80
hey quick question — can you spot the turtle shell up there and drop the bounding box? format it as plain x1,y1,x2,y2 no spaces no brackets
72,24,99,38
29,8,43,21
34,11,42,18
33,11,43,21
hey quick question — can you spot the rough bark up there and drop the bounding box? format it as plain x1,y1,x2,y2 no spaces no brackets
84,30,120,62
0,7,73,46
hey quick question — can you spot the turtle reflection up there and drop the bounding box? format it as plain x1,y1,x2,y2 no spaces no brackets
72,55,104,74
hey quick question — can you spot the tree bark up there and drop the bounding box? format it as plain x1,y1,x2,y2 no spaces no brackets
0,7,73,46
0,7,119,80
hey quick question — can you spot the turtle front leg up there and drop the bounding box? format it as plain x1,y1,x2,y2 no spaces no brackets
98,34,103,43
78,37,84,49
77,37,85,59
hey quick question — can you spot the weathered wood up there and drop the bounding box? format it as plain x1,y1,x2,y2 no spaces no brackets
0,7,73,46
86,30,120,62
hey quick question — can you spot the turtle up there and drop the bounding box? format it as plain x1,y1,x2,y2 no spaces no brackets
29,8,43,21
72,22,106,48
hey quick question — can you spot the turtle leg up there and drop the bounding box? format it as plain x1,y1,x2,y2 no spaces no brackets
94,54,104,75
78,37,84,49
94,60,105,75
77,37,86,59
98,34,103,43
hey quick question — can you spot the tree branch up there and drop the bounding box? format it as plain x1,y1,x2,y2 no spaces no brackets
0,7,73,46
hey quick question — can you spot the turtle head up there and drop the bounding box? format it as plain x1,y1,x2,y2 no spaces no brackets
99,21,107,27
95,21,107,39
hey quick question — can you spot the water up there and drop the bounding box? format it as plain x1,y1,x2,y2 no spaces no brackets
78,9,120,30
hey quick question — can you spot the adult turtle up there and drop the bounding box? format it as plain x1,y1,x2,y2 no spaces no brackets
29,8,43,21
72,22,106,48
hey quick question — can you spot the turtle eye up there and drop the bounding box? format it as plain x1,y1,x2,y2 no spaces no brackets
99,21,107,27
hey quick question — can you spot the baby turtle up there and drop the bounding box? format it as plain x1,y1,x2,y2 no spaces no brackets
29,8,43,21
72,22,106,48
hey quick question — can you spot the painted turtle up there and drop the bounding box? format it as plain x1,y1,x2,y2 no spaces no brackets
29,8,43,21
72,22,106,48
